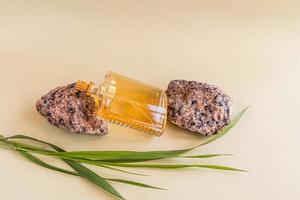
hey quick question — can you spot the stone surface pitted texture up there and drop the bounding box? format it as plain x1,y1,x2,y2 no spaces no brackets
36,83,109,135
166,80,232,136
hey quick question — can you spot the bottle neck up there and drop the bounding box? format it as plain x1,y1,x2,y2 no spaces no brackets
75,77,116,115
75,81,98,97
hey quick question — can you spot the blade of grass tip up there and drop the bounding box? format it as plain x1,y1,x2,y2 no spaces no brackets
180,154,233,158
7,135,148,176
193,106,249,149
195,165,247,172
154,107,249,156
100,162,246,172
7,135,126,200
97,163,149,176
105,178,167,190
18,151,164,190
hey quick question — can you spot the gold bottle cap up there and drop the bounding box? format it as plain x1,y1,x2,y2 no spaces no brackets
75,80,99,117
76,80,96,96
76,80,89,92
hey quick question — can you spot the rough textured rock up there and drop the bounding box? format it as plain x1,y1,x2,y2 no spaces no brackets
166,80,232,136
36,83,109,135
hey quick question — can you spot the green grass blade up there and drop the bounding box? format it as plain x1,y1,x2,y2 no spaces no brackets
8,135,126,200
1,138,56,155
51,107,247,162
18,151,79,176
68,161,126,200
7,135,67,152
96,163,149,176
106,178,166,190
7,135,188,162
194,165,247,172
7,135,148,176
180,154,233,158
0,134,5,140
6,108,247,164
18,151,164,191
194,107,249,148
44,149,189,162
44,153,244,173
1,107,249,200
101,162,246,172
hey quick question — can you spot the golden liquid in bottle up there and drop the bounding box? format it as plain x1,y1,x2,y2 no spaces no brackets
77,72,168,136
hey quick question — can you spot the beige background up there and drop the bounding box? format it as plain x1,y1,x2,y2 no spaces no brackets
0,0,299,200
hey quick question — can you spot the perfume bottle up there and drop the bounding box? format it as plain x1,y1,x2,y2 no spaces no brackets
75,71,168,136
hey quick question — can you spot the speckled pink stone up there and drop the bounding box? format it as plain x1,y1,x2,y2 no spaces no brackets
36,83,109,135
166,80,232,136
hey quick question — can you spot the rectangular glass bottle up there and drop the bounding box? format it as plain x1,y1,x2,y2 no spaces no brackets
76,71,168,136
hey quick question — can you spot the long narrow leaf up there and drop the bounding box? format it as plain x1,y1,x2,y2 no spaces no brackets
96,163,149,176
105,178,166,190
0,107,249,200
18,151,79,176
180,154,233,158
7,135,148,176
19,151,163,190
8,136,126,200
51,149,188,162
43,155,246,172
68,161,126,200
100,162,246,172
194,106,249,148
7,108,247,164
